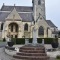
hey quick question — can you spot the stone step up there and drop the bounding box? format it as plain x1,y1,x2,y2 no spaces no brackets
19,49,45,53
13,55,49,60
17,52,47,56
20,47,45,50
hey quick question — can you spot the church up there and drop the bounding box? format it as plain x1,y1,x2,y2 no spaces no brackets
0,0,58,39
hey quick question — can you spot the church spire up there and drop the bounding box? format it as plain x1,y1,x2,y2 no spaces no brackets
32,0,46,21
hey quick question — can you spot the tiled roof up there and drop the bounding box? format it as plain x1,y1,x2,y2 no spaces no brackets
0,12,33,22
0,6,57,28
1,6,33,12
0,12,9,22
52,31,58,34
19,13,33,22
46,20,57,28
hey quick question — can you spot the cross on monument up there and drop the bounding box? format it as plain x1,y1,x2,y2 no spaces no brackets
32,5,38,45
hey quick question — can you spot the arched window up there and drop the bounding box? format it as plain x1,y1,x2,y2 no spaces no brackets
38,26,44,35
11,25,13,32
9,23,18,32
24,23,28,31
38,0,41,5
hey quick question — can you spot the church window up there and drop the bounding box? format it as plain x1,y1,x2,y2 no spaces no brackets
15,24,18,32
38,0,41,5
24,23,28,31
11,25,13,32
38,26,44,35
1,23,4,30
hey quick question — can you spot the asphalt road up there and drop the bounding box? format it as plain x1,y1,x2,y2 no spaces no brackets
0,42,7,48
0,42,13,60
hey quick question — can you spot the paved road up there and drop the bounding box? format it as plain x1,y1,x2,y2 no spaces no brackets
0,42,7,47
0,48,13,60
0,42,13,60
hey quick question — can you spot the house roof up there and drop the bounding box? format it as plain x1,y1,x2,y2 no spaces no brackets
46,20,57,28
1,5,33,12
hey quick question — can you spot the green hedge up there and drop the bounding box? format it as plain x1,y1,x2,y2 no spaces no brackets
11,38,58,44
56,55,60,59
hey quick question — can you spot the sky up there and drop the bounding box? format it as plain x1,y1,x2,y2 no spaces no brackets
0,0,60,29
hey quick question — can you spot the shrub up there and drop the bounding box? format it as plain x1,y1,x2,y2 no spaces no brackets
3,38,6,42
11,38,58,45
11,38,16,44
56,55,60,59
51,37,58,48
16,38,25,44
29,38,32,43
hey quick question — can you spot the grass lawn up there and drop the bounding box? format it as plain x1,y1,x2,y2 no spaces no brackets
0,40,3,42
56,59,60,60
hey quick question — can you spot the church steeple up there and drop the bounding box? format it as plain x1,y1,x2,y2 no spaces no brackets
32,0,42,6
32,0,46,20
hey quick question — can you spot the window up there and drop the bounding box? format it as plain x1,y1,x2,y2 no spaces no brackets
38,0,41,5
11,25,13,32
24,23,28,31
15,24,18,32
1,23,4,30
38,26,44,35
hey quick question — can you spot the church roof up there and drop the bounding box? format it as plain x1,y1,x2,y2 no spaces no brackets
19,13,33,22
46,20,57,28
0,5,57,28
0,12,33,22
52,31,58,34
1,5,33,12
0,12,9,22
0,5,33,22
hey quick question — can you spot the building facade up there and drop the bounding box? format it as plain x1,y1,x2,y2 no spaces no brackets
0,0,58,39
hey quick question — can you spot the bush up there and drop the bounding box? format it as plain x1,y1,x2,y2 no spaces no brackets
11,38,58,45
56,55,60,59
3,38,6,42
29,38,32,43
11,38,16,44
16,38,25,44
51,38,58,48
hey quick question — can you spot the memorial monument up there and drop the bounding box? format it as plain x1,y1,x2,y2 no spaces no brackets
13,5,50,60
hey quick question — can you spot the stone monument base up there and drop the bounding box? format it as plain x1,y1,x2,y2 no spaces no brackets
13,44,50,60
